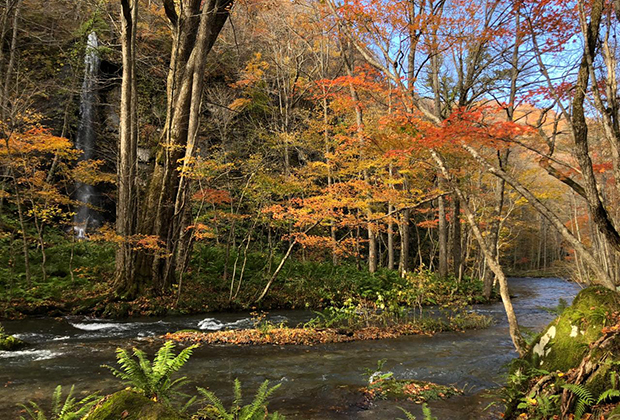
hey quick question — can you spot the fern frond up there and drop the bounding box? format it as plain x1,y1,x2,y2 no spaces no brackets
180,395,196,414
167,345,197,375
232,378,242,414
57,385,77,418
197,379,283,420
104,342,195,405
597,389,620,404
197,387,231,419
422,403,437,420
151,343,196,399
70,394,101,418
51,385,62,416
562,384,594,405
18,401,46,420
18,386,100,420
168,376,189,388
133,348,154,391
397,407,416,420
153,341,174,374
562,384,594,420
244,380,280,419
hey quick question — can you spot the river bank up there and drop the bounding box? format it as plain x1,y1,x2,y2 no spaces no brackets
0,252,493,320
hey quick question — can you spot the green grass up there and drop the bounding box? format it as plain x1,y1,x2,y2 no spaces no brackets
0,225,493,318
0,224,115,316
189,245,492,311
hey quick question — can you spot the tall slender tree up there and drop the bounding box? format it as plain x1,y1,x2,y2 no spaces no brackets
115,0,139,294
118,0,235,296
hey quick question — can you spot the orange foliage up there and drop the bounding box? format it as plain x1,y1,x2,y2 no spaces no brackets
164,324,432,347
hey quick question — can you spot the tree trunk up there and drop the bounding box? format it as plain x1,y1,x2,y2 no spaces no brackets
387,163,395,270
399,209,410,276
1,0,21,121
342,39,376,273
133,0,234,294
484,150,510,299
3,137,30,286
570,0,620,254
368,224,378,273
432,150,526,356
438,191,448,278
452,194,462,280
114,0,139,297
388,203,395,270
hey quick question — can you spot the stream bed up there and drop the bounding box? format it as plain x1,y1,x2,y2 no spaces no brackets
0,278,580,419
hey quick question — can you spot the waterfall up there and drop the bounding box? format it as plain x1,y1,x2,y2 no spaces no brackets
74,32,100,239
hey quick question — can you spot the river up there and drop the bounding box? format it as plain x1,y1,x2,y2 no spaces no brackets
0,277,580,419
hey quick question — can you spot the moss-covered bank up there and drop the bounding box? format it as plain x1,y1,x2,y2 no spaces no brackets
504,286,620,419
84,390,185,420
526,286,620,372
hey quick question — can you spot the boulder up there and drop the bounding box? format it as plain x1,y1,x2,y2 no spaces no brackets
526,286,620,372
505,286,620,419
0,332,26,351
85,390,185,420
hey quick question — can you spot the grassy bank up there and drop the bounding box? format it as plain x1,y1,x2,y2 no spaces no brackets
0,234,494,318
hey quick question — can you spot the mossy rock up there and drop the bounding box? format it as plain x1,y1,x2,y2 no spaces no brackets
85,390,186,420
0,333,27,351
365,379,462,403
526,287,620,372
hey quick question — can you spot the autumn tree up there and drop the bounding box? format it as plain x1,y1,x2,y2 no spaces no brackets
115,0,235,296
0,115,88,286
455,0,620,289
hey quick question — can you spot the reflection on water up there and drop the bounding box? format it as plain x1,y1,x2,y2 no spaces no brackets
0,278,580,419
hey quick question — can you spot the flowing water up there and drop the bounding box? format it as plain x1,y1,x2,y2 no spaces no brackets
0,278,580,419
73,31,100,238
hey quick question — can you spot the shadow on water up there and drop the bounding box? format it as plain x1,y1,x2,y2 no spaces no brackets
0,278,580,419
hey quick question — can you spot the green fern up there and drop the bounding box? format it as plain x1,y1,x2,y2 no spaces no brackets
589,307,610,325
597,389,620,404
562,384,594,420
102,341,197,405
397,403,435,420
196,379,283,419
422,403,437,420
597,370,620,404
19,385,101,420
397,407,416,420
